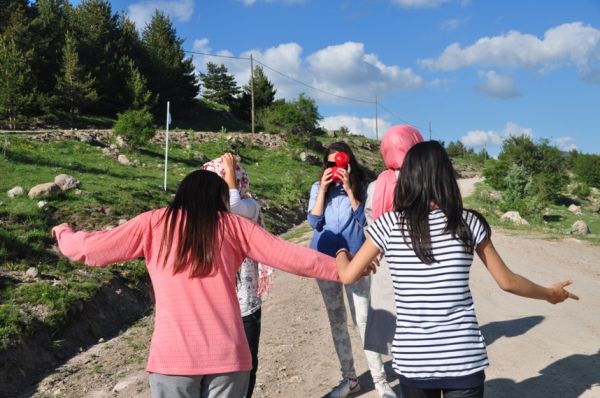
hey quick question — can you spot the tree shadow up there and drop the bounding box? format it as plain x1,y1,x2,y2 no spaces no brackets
480,316,545,346
485,350,600,398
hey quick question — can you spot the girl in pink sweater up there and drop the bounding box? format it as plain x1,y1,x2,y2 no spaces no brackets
52,169,340,398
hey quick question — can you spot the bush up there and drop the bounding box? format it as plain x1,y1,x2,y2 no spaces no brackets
502,164,532,209
573,183,591,200
482,159,510,190
259,94,321,137
573,153,600,188
113,108,156,147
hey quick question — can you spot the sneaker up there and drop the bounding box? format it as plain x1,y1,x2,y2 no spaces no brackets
328,377,360,398
374,380,397,398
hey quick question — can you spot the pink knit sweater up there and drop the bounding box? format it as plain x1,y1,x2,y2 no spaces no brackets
53,209,338,375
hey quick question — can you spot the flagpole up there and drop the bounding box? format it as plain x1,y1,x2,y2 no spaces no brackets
163,101,170,192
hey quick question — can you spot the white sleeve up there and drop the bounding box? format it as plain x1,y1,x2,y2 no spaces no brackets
365,181,376,226
230,189,260,223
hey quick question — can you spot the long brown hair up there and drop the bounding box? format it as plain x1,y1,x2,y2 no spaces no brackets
159,170,230,277
394,141,491,264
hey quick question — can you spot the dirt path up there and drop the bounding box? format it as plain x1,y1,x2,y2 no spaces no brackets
27,177,600,398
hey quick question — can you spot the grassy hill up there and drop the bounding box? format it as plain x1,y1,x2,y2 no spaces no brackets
0,129,387,393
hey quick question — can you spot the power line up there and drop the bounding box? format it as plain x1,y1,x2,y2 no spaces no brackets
253,59,375,104
378,102,427,132
185,49,430,132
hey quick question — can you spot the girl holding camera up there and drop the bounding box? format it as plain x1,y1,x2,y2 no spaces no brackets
308,141,395,398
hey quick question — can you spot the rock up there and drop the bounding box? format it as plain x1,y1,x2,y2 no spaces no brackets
102,147,113,157
118,219,127,225
98,338,105,343
115,135,128,148
571,220,591,235
28,182,61,199
25,267,40,279
109,144,118,150
117,154,130,165
568,204,582,214
299,152,308,162
54,174,80,191
37,200,48,209
7,186,24,198
501,211,529,225
78,133,93,143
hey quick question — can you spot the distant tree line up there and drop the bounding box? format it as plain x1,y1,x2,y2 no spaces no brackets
0,0,198,128
444,135,600,219
0,0,324,138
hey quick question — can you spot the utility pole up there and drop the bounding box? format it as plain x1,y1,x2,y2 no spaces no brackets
375,96,379,140
250,54,255,134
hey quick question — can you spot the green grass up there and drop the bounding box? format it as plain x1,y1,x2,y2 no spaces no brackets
0,131,385,350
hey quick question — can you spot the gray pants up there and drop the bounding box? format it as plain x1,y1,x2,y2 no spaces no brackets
149,371,250,398
317,277,387,383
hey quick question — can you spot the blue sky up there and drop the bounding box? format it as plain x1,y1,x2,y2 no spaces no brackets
109,0,600,155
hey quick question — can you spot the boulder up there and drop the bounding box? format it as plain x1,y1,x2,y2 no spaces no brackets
571,220,591,235
117,154,131,165
7,186,24,198
28,182,61,199
501,211,529,225
568,204,582,214
54,174,80,191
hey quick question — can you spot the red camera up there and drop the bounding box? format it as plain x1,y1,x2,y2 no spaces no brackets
331,152,350,183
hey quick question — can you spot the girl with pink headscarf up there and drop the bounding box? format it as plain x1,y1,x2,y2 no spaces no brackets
202,153,272,398
364,125,423,355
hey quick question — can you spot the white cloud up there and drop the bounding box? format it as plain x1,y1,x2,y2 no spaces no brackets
193,40,424,103
475,70,521,99
503,121,533,139
419,22,600,73
460,130,503,148
440,17,470,31
192,38,211,53
128,0,194,29
555,136,578,151
461,122,533,150
320,115,392,140
390,0,448,8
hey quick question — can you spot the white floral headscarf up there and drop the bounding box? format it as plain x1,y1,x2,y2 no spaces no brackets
202,156,274,296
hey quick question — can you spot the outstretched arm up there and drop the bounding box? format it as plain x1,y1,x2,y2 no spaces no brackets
335,237,380,284
476,239,579,304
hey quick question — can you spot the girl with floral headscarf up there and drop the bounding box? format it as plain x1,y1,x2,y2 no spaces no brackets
203,153,272,398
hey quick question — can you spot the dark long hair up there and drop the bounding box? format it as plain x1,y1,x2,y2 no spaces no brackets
321,141,366,202
159,170,230,277
393,141,490,264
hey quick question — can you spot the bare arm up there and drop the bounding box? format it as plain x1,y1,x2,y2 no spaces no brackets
335,237,380,284
310,168,333,216
476,239,579,304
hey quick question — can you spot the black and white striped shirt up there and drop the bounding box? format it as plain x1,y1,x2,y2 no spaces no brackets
367,209,489,387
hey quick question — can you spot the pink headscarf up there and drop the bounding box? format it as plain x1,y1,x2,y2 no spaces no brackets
202,156,273,296
371,125,424,220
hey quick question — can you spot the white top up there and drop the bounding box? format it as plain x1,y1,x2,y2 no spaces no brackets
367,209,489,380
229,189,262,316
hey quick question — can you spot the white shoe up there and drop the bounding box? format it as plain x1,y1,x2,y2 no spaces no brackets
374,380,397,398
328,377,360,398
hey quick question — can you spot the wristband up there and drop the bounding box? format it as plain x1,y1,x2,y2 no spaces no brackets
335,248,350,257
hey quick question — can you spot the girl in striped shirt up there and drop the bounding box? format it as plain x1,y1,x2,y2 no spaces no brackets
335,140,578,398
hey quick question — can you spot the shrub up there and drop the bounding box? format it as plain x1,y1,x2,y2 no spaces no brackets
573,183,591,200
259,94,321,137
573,153,600,188
113,108,156,147
502,164,532,209
482,159,510,190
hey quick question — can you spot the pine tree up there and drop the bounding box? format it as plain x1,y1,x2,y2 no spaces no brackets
199,62,240,108
236,65,276,123
68,0,126,115
56,32,98,114
0,35,32,128
141,10,199,117
126,58,154,110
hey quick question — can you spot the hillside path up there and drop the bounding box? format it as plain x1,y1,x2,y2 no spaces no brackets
28,177,600,398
